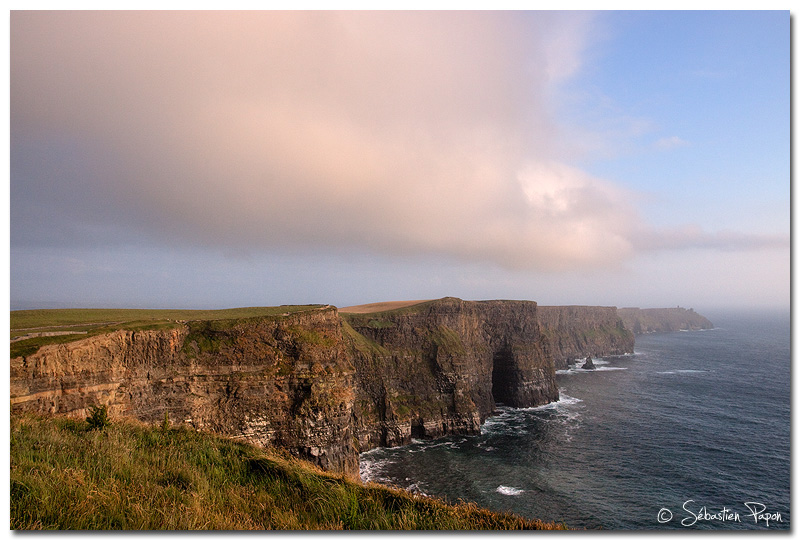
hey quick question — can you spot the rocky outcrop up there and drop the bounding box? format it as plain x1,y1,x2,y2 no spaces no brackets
343,298,558,452
10,298,693,476
10,308,359,477
537,306,634,370
618,307,714,335
581,356,595,370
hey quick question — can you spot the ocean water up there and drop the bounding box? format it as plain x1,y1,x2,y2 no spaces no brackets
359,311,790,530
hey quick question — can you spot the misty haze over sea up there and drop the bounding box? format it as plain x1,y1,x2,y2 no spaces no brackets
361,311,789,530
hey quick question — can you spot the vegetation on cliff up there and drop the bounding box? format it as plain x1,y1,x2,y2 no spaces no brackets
10,305,325,358
9,298,713,482
10,414,566,530
618,307,714,335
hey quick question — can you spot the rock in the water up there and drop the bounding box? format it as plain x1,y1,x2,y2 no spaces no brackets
537,306,635,370
581,356,596,370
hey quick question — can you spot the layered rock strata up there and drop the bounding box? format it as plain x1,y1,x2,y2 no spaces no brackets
343,298,558,452
618,307,714,335
537,306,635,370
12,298,680,476
10,308,359,476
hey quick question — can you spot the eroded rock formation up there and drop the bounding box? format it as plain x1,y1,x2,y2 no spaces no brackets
618,307,714,335
11,298,708,476
343,298,558,452
11,308,359,476
537,306,634,370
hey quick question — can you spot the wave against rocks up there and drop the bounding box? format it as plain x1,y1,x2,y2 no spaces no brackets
10,297,710,476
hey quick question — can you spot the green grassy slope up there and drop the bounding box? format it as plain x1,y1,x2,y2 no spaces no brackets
10,414,566,530
10,305,325,358
11,305,325,330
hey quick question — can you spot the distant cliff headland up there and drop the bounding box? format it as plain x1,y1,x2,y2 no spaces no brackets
10,298,711,477
618,307,714,335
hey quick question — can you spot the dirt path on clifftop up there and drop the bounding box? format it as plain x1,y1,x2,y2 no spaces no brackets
338,300,431,314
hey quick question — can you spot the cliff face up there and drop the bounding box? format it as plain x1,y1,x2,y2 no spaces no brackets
10,308,359,477
537,306,635,370
9,298,658,475
618,307,714,335
343,298,558,451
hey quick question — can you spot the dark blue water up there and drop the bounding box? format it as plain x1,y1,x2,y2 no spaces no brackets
360,311,790,530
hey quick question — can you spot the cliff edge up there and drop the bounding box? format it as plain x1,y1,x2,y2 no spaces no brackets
11,298,701,476
618,307,714,335
11,308,360,476
343,298,558,452
537,305,634,370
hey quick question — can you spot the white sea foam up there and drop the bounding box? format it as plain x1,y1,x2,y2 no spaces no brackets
496,486,524,496
513,392,583,413
559,364,628,374
406,482,429,497
359,446,383,457
557,355,632,374
558,393,583,405
481,392,582,435
359,456,395,484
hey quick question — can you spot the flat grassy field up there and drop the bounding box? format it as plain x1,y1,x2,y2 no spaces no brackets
9,305,327,358
338,300,432,314
10,414,566,530
11,305,326,330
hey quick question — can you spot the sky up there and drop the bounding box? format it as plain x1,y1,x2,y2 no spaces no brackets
8,10,790,312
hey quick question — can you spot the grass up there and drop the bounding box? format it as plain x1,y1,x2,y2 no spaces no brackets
430,326,467,356
10,414,567,530
340,318,390,357
11,306,326,330
340,298,444,321
10,305,326,358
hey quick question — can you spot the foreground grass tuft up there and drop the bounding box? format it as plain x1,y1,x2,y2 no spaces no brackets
10,414,567,530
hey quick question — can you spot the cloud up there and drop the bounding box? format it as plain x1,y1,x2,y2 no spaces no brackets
632,226,789,252
654,135,689,150
9,11,784,274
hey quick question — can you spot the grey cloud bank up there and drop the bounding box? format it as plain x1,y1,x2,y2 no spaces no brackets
10,11,788,311
12,12,782,268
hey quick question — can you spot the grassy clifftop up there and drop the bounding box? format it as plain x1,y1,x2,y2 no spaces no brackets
10,414,565,530
618,307,713,335
10,305,326,358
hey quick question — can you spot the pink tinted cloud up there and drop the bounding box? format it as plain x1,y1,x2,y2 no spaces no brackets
11,11,781,272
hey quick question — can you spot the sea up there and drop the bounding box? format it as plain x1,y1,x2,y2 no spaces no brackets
359,311,790,530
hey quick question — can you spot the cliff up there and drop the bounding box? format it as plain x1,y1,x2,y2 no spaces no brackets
10,308,360,477
9,298,661,476
343,298,557,451
618,307,714,335
537,306,634,370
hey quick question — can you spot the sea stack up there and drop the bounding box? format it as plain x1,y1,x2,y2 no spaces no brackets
582,356,596,370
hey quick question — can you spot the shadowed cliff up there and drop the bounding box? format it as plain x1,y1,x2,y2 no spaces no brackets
618,307,714,335
537,306,635,370
11,307,360,476
342,298,558,452
10,298,710,476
